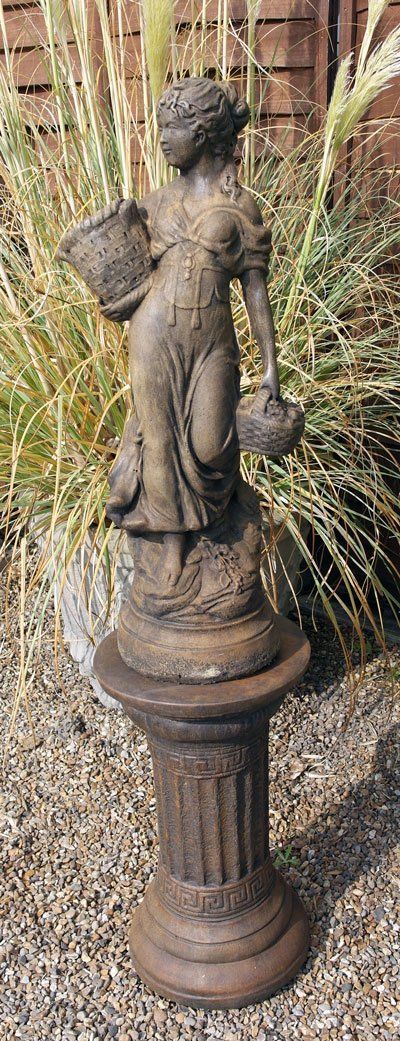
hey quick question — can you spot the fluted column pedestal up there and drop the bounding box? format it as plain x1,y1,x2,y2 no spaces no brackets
94,616,310,1009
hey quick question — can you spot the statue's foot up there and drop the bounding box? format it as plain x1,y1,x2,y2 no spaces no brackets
159,533,186,588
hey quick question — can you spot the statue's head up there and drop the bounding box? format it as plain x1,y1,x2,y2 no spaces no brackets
157,77,250,172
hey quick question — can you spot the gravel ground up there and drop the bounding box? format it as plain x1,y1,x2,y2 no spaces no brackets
1,569,399,1041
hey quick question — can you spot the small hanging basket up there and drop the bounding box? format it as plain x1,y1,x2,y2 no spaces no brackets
56,198,154,322
237,393,305,457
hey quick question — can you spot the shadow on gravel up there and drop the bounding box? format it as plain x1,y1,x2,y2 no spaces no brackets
294,722,399,960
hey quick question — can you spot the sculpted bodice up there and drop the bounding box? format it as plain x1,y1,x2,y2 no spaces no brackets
138,190,272,329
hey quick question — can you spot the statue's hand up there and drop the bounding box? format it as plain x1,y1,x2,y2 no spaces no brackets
256,361,280,410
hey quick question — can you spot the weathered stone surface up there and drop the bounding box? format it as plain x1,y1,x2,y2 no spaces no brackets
58,76,304,685
118,479,279,682
58,75,311,1011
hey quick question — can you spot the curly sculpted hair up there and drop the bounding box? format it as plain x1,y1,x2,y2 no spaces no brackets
157,78,250,198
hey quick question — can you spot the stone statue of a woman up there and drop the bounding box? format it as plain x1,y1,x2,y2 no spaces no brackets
58,77,304,683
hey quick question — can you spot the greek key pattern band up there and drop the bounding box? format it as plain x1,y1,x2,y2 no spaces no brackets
150,737,265,779
157,861,274,918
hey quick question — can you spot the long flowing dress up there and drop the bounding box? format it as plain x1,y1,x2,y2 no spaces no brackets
112,191,271,535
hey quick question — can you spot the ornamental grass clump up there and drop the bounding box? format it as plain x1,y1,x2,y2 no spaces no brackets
0,0,399,735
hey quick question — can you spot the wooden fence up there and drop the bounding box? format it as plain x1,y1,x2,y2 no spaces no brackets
0,1,330,153
339,0,400,202
0,1,399,181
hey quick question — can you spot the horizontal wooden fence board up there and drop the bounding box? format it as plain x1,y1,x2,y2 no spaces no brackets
1,0,40,12
109,0,321,35
353,119,400,168
117,21,315,77
355,0,400,11
362,83,400,121
207,68,315,112
189,19,316,68
355,3,400,41
16,88,63,125
1,6,75,48
0,42,82,87
1,55,315,106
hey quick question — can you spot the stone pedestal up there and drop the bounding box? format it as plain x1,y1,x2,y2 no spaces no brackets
94,616,310,1009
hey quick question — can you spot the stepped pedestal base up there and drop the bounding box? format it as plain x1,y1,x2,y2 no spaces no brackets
94,616,311,1010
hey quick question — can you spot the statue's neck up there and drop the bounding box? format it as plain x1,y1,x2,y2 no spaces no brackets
179,153,229,197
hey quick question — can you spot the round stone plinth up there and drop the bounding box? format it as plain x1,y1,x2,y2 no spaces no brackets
93,614,310,720
118,597,280,684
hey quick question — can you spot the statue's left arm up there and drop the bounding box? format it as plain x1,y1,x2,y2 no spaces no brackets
238,190,280,403
240,267,280,401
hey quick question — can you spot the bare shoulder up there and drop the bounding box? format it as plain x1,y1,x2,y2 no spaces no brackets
138,180,180,222
237,187,264,225
137,185,165,222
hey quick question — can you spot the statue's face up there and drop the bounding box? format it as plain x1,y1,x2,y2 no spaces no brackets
157,108,206,171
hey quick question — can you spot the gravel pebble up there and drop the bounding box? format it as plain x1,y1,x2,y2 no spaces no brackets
1,558,399,1040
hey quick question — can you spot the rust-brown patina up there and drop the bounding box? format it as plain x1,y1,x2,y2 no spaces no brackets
59,77,310,1008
